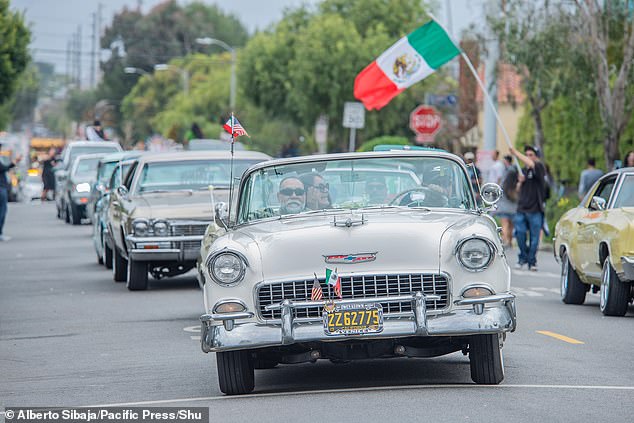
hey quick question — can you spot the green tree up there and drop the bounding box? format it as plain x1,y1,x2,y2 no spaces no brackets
239,0,437,152
99,0,249,137
0,0,30,119
572,1,634,169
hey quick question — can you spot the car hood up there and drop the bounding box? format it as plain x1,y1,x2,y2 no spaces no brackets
231,209,479,281
131,190,229,220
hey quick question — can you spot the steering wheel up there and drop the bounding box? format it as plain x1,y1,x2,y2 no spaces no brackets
389,187,449,208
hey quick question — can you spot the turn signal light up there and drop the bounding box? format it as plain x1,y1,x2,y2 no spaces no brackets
462,286,493,298
214,302,246,314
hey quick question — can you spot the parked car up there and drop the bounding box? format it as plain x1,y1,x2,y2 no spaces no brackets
55,140,122,219
91,152,144,266
20,170,43,201
188,139,245,151
61,153,109,225
198,151,516,395
106,150,271,290
554,167,634,316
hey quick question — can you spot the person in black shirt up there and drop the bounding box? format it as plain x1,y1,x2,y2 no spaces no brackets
0,148,23,241
509,145,546,271
41,148,57,201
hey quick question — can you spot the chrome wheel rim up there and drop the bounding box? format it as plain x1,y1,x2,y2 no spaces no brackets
600,262,609,310
560,255,569,298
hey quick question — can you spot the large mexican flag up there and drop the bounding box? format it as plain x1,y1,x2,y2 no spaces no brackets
354,19,460,110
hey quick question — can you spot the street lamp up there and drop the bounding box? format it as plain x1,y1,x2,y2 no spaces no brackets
153,64,189,95
196,37,236,110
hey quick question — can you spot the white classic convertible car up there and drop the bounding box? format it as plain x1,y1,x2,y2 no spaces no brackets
200,150,516,394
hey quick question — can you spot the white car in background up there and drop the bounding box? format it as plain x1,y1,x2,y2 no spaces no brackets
199,150,516,395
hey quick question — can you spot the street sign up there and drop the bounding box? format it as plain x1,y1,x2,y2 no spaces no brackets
343,102,365,129
409,105,442,143
427,94,458,108
315,115,329,154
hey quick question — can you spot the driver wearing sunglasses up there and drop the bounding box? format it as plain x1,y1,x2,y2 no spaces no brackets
300,172,331,210
277,177,306,215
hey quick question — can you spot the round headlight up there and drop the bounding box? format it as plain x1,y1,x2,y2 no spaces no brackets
208,252,246,286
132,219,149,237
457,238,493,271
153,220,169,236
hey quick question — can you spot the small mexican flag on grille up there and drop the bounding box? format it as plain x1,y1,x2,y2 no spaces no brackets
354,19,460,110
311,273,323,301
326,268,342,299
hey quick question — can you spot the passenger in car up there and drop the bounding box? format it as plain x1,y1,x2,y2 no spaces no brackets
300,172,331,210
365,175,389,205
277,177,306,215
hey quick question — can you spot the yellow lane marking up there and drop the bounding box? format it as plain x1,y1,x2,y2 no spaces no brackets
536,330,584,344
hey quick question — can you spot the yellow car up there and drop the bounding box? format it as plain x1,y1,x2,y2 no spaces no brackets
554,168,634,316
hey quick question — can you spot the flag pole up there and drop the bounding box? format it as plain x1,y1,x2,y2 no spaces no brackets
228,112,236,224
427,13,523,173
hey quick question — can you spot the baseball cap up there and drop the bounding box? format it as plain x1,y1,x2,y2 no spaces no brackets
464,152,475,160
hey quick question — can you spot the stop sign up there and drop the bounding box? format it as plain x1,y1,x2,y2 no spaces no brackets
410,105,442,143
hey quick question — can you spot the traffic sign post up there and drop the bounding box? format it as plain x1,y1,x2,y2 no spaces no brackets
409,105,442,144
343,102,365,152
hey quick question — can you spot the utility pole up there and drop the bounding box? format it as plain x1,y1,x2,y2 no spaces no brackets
66,38,71,91
76,25,82,90
91,13,97,88
482,0,499,173
96,3,103,86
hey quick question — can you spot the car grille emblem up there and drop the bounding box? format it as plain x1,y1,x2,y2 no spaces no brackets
323,253,377,264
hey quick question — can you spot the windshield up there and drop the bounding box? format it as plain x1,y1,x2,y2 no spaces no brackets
73,158,101,179
97,161,118,183
69,146,119,164
136,159,260,193
238,156,474,224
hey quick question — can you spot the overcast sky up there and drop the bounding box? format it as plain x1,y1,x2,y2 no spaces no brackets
10,0,485,86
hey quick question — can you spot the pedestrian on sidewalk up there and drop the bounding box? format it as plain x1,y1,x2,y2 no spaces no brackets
493,155,518,248
578,158,603,200
509,145,546,271
0,148,23,241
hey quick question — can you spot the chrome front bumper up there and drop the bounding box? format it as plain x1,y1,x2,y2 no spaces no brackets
126,235,203,261
200,292,516,353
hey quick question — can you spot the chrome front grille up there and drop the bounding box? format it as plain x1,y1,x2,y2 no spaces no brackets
257,273,449,321
181,240,202,252
171,223,208,236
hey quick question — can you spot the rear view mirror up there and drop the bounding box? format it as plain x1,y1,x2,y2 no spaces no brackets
480,183,503,206
590,196,606,211
117,185,129,198
214,202,229,230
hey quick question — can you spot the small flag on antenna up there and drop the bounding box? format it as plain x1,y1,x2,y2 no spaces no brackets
223,115,249,138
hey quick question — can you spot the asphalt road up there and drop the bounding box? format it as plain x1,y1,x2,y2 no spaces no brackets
1,202,633,423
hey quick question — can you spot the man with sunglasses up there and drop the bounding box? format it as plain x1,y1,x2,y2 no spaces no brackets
301,172,331,210
277,177,306,215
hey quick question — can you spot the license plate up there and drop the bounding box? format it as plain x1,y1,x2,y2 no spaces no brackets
322,302,384,336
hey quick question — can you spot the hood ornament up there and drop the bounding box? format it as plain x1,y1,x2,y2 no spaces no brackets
324,253,377,264
333,213,366,227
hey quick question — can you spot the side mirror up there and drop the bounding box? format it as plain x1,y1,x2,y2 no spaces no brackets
590,196,606,211
116,185,129,198
214,202,229,229
480,183,503,206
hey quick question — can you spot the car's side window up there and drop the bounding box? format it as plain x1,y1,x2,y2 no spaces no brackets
122,161,138,189
591,177,617,207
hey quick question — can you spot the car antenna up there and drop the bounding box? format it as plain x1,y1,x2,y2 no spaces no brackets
227,112,236,226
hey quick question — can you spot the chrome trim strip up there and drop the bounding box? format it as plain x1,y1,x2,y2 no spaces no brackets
126,235,204,242
264,293,441,311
